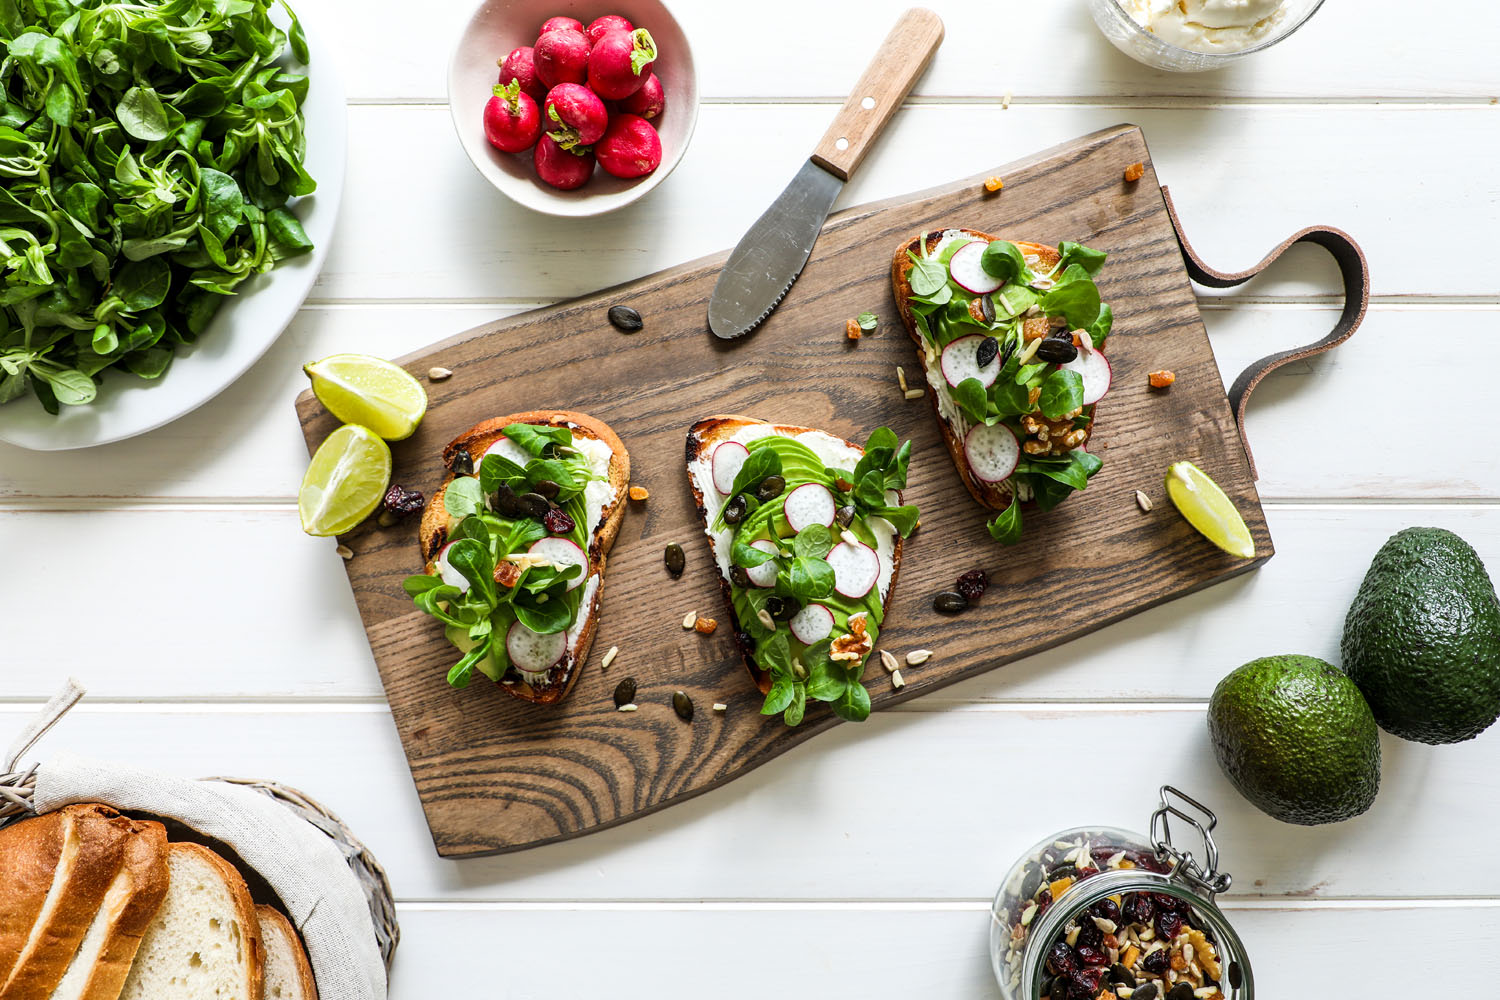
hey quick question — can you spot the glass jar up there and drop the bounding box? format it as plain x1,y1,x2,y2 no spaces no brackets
990,787,1253,1000
1085,0,1326,73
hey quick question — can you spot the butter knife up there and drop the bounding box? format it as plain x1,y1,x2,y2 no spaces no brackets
707,8,945,340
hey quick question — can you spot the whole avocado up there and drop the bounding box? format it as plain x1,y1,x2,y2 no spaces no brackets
1208,655,1381,826
1340,527,1500,745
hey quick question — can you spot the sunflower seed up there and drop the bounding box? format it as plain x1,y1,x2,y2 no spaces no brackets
756,608,776,631
841,529,860,546
335,545,354,560
903,388,925,400
1020,902,1038,926
891,669,905,689
1135,490,1153,512
879,650,899,673
1092,916,1118,934
896,366,908,392
617,703,638,712
600,645,618,670
427,366,453,381
682,610,698,629
905,649,932,665
712,703,727,712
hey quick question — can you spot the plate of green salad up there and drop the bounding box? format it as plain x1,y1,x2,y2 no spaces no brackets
0,0,344,450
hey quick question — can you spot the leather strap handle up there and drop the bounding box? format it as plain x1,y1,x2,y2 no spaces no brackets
1161,186,1370,479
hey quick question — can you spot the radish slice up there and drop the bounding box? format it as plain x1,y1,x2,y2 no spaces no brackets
783,483,835,532
965,423,1019,483
711,442,749,495
789,603,834,644
1061,340,1112,405
826,540,879,599
941,335,1001,389
435,543,470,593
745,539,780,588
482,436,532,469
527,537,588,591
949,241,1003,295
506,621,567,674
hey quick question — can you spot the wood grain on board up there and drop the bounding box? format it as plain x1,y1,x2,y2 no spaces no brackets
296,124,1271,858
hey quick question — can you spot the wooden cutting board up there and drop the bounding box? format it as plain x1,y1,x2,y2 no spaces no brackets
297,124,1272,858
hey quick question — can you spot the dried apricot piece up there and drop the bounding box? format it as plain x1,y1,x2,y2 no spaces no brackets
1124,162,1145,182
1148,369,1176,389
983,175,1004,193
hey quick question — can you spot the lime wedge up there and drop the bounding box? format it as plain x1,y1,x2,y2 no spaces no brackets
304,354,427,441
299,424,392,537
1165,461,1255,559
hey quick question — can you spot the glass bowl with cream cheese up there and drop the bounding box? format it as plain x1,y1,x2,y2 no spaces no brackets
1087,0,1326,71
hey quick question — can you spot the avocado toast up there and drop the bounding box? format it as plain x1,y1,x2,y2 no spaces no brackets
891,229,1114,543
686,416,919,726
405,411,629,704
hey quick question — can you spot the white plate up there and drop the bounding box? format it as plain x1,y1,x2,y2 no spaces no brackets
0,11,347,452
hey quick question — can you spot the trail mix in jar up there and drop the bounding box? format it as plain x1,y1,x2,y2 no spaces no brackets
1000,834,1239,1000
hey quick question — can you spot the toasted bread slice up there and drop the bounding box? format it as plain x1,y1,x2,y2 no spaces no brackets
0,804,137,1000
417,410,630,705
48,818,169,1000
685,415,904,694
254,906,315,1000
892,229,1087,511
117,843,263,1000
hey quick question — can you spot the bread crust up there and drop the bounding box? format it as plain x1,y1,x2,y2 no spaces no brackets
685,414,904,694
254,905,316,1000
165,843,264,1000
0,811,63,987
891,230,1087,512
415,410,631,705
0,803,136,1000
74,819,169,1000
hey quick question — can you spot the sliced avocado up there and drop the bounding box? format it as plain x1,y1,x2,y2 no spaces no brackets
1340,526,1500,745
1208,655,1380,826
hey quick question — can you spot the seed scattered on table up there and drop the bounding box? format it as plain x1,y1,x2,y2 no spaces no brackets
1124,161,1145,183
427,366,453,382
681,610,698,629
903,388,925,400
628,485,649,501
608,305,643,332
891,669,906,689
693,616,717,635
1135,490,1154,512
896,365,908,392
879,649,899,674
983,175,1004,193
933,591,969,614
600,645,619,670
664,543,685,577
617,703,638,712
712,703,727,712
906,649,932,666
613,677,637,708
672,691,694,721
335,544,354,560
1002,89,1012,109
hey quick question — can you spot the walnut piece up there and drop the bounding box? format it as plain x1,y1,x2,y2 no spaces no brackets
830,612,872,662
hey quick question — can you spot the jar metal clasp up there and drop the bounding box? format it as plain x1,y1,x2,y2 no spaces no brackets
1150,785,1234,899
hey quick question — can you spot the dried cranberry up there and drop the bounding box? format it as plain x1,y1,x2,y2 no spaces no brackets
1090,897,1120,923
1154,910,1183,942
1036,888,1054,917
1121,892,1155,926
955,568,989,603
381,483,425,518
1047,942,1078,976
1141,948,1171,975
1124,849,1170,873
542,507,575,534
1076,866,1099,880
1077,920,1103,949
1153,893,1184,913
1067,968,1104,1000
1075,944,1109,967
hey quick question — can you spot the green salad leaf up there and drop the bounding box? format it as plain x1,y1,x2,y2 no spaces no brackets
0,0,316,413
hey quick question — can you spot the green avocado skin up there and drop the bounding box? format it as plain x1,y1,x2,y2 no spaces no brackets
1208,655,1381,826
1340,527,1500,745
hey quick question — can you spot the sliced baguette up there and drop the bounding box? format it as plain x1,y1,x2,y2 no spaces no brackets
255,906,315,1000
685,414,904,693
48,818,168,1000
0,804,137,1000
417,410,631,704
891,230,1085,510
117,844,263,1000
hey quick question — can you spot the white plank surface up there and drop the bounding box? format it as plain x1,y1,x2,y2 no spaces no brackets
2,0,1498,994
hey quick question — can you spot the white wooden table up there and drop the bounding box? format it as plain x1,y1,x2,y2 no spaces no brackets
3,0,1498,993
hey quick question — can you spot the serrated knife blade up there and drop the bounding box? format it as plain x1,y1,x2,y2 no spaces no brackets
705,8,945,341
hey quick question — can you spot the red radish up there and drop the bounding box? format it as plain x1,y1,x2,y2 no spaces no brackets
534,28,590,88
941,334,1001,389
783,482,835,533
498,46,546,103
543,83,608,148
619,72,664,120
538,15,584,36
533,135,595,189
482,80,541,153
506,620,568,674
745,539,780,588
527,537,588,592
711,441,749,495
586,27,656,99
949,241,1004,294
789,604,835,644
1061,334,1112,405
585,14,633,44
594,113,662,178
826,540,879,599
435,542,469,593
965,423,1019,483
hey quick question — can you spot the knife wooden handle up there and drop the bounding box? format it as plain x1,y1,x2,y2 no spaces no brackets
810,8,944,182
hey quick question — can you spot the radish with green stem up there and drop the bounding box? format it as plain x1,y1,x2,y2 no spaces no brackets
498,46,546,103
587,27,656,99
483,80,541,153
594,113,661,178
619,72,664,120
585,14,633,44
534,27,590,88
544,83,608,147
533,134,595,189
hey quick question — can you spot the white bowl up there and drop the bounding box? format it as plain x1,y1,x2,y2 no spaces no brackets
447,0,698,217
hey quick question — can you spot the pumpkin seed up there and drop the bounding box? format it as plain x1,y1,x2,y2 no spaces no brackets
724,494,748,525
1166,984,1194,1000
978,294,997,324
729,566,751,588
449,447,474,476
608,305,643,332
533,479,561,500
834,505,856,528
1132,985,1159,1000
664,542,686,577
933,591,969,613
976,336,999,368
1228,962,1242,989
1035,337,1079,364
613,677,637,708
672,691,693,721
755,475,785,501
